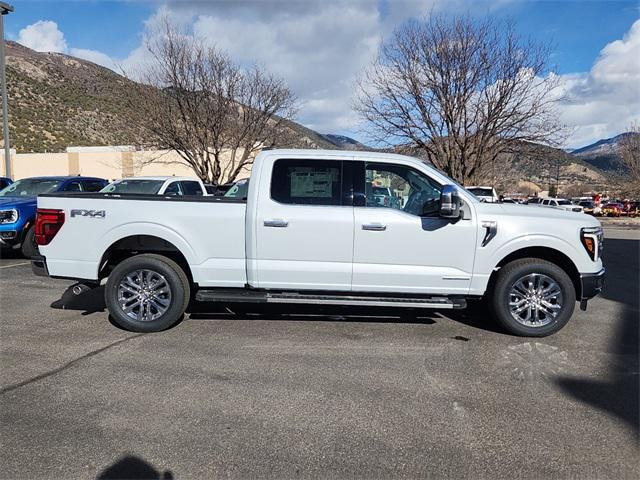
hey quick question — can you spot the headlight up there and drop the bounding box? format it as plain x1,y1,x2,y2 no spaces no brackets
580,226,603,261
0,209,18,224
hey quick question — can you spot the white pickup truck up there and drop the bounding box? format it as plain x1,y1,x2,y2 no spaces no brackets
32,149,605,337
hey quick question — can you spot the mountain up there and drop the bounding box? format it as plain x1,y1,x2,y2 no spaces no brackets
571,132,636,172
321,134,366,150
1,41,336,152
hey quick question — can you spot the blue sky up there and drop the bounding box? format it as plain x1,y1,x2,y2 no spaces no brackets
5,0,640,147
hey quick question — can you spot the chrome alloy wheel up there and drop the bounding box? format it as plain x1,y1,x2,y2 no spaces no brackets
117,269,172,322
508,273,563,327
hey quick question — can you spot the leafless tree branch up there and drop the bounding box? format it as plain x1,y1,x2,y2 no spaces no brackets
122,18,297,184
355,15,565,184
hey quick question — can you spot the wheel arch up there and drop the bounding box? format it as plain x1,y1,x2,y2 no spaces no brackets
98,234,194,285
488,246,581,298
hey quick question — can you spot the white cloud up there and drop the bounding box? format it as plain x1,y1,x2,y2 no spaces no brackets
17,20,67,53
190,2,381,132
558,19,640,148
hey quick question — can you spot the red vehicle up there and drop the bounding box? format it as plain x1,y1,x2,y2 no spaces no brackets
601,202,624,217
625,201,640,217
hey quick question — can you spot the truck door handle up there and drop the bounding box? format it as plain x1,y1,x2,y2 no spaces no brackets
362,223,387,231
264,219,289,228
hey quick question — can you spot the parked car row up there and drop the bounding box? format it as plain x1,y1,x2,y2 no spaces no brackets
464,187,640,218
0,174,250,258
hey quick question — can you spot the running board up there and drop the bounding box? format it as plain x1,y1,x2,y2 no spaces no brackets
195,289,466,309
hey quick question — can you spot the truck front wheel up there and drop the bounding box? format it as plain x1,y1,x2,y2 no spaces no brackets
489,258,576,337
105,254,190,332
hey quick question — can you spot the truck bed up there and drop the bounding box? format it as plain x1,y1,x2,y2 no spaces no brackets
37,193,248,287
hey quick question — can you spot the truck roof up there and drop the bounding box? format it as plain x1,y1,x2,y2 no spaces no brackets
264,149,424,162
260,149,470,196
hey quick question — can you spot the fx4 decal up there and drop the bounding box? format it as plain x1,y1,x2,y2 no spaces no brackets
70,209,106,219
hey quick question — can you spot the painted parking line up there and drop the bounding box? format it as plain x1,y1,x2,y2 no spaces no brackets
0,262,30,269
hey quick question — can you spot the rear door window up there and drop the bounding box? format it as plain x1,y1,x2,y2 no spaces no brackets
180,181,204,196
271,159,344,206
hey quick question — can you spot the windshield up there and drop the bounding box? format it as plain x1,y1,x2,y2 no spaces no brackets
0,178,63,197
466,187,493,197
557,200,572,205
101,179,164,194
224,179,249,199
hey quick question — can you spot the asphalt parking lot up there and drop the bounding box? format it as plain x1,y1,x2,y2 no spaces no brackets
0,228,638,479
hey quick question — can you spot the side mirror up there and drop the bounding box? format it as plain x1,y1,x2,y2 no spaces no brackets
439,185,462,219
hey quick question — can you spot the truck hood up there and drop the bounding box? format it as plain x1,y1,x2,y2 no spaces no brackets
474,202,601,227
0,196,37,209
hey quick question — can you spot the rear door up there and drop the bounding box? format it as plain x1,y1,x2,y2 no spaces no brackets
253,158,355,290
352,161,477,295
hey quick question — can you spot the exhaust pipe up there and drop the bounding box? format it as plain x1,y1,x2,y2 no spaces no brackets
72,283,92,296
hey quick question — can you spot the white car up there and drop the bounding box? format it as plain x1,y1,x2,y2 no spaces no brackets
541,198,584,213
33,149,604,338
100,176,207,196
466,186,499,203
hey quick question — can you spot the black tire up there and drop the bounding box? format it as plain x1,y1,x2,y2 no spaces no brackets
489,258,576,337
21,225,39,258
105,254,191,332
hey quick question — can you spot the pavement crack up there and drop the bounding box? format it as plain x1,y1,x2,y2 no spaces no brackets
0,334,146,395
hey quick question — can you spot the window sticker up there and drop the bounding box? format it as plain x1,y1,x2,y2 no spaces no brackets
290,168,336,198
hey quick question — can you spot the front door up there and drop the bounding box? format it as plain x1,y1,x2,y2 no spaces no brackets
352,161,477,295
254,158,354,291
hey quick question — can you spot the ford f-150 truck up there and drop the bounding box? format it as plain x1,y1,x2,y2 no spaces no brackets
31,150,605,337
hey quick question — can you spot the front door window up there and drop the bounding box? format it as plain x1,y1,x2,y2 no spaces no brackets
364,163,442,216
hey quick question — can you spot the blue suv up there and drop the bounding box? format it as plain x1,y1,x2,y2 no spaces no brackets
0,176,107,257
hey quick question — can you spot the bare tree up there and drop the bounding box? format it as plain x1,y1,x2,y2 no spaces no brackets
125,20,297,184
355,15,564,184
619,123,640,194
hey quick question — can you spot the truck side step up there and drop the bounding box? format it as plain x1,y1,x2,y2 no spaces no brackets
195,289,466,309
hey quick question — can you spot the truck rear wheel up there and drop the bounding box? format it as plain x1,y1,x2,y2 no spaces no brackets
489,258,575,337
21,226,39,258
105,254,190,332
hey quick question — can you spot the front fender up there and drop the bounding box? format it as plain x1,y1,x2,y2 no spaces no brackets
470,232,600,295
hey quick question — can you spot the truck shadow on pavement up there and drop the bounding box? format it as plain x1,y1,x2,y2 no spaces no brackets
51,284,106,315
51,283,506,332
97,455,173,480
555,238,639,437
